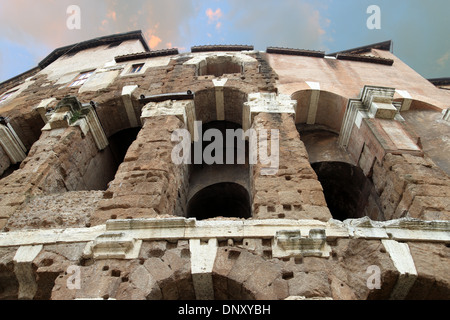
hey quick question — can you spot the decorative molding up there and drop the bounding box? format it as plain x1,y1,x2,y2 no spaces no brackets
42,96,108,150
243,93,297,131
339,85,400,148
272,229,331,258
336,53,394,66
266,47,325,58
33,98,57,124
191,45,254,53
0,122,27,164
91,232,142,260
1,217,448,254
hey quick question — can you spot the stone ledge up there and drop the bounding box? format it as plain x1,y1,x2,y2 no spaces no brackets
0,217,448,251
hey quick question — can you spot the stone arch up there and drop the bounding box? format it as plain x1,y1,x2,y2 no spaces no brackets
311,161,384,221
297,124,354,165
395,96,445,113
186,52,258,78
93,95,142,140
292,89,348,133
194,87,248,126
187,182,251,220
187,120,251,220
198,55,243,77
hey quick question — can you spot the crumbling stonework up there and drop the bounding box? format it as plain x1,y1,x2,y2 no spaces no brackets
0,32,449,300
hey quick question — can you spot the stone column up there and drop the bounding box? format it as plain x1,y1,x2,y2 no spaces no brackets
244,93,332,221
91,100,195,225
0,123,27,165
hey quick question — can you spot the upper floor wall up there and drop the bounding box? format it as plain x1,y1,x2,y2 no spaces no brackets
41,39,146,86
266,48,450,111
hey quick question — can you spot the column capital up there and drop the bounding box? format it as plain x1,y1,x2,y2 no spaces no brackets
243,93,297,131
42,96,108,150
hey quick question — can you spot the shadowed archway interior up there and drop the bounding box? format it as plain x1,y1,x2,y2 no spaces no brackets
312,161,384,221
187,182,251,220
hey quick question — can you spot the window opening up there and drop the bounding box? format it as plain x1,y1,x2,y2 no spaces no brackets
68,71,95,87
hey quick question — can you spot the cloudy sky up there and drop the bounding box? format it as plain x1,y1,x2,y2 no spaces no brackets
0,0,449,82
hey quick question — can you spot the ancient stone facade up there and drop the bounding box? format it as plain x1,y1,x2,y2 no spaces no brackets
0,32,449,300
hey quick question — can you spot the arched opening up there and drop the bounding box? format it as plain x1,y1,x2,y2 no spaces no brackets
292,90,348,133
298,124,353,164
78,127,141,191
0,162,20,180
187,182,251,220
198,56,243,77
187,120,251,220
108,127,141,165
193,88,248,126
312,162,384,221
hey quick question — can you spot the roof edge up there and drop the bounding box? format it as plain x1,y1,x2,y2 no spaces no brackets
38,30,150,69
191,45,254,53
328,40,392,56
428,78,450,86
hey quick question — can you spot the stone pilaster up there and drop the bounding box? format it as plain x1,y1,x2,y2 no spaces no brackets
244,93,331,221
92,100,194,225
340,86,422,176
42,96,108,151
0,123,27,164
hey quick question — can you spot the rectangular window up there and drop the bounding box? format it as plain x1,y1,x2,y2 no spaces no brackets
68,70,95,87
0,90,17,104
130,63,144,74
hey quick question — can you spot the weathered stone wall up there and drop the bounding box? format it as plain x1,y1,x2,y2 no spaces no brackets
372,153,450,221
6,191,104,231
0,37,449,301
92,115,187,225
251,112,331,221
0,125,117,230
0,226,448,300
0,146,11,178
